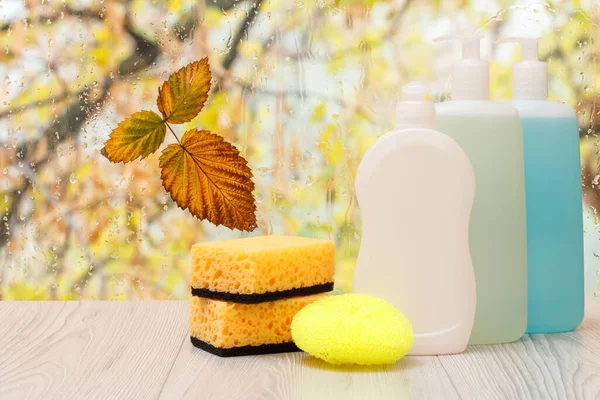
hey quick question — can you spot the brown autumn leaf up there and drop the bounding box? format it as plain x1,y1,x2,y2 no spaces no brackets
159,128,257,231
157,58,212,124
103,110,166,163
102,57,258,232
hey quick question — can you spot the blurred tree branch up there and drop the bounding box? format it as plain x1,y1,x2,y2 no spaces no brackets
1,11,160,250
0,92,70,119
0,3,105,32
221,0,263,70
1,0,265,262
286,0,413,62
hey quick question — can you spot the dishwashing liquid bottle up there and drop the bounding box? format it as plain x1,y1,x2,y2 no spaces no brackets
434,35,528,344
353,82,477,355
498,37,584,333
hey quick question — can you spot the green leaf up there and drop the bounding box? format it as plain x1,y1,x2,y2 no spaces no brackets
103,110,166,163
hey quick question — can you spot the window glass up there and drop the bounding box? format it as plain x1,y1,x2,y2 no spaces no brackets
1,1,598,299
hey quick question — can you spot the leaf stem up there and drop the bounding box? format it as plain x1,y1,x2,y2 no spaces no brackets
166,122,182,145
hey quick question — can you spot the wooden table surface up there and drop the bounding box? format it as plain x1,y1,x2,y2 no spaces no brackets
1,301,599,400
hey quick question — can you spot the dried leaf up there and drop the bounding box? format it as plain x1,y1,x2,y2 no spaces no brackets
157,58,212,124
159,129,257,231
103,110,166,163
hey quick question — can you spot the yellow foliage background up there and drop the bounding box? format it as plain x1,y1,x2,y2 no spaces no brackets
1,0,599,300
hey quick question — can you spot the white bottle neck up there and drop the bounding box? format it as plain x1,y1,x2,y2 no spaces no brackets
395,101,436,130
512,62,548,100
451,61,490,101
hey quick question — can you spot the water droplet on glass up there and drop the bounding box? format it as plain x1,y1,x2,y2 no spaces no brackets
69,173,77,184
257,167,274,177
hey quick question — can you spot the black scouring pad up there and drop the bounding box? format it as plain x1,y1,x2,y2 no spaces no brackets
191,282,334,304
190,336,301,357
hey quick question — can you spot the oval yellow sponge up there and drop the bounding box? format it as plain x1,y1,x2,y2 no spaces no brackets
291,293,413,365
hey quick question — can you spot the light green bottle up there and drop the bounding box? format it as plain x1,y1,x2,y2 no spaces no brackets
434,35,527,345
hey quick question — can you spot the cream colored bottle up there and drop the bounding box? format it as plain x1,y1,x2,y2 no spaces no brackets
353,83,476,356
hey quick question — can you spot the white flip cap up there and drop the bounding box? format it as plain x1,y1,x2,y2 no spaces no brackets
497,37,547,100
434,35,489,101
395,82,435,130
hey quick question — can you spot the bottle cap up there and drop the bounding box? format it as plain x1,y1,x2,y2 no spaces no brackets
395,82,435,130
434,35,489,101
497,37,547,100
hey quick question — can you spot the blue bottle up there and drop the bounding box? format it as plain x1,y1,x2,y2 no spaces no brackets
499,37,584,333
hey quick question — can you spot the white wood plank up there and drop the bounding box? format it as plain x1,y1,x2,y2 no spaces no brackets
160,302,459,400
159,342,460,400
293,355,460,400
438,301,600,400
1,300,599,399
0,301,188,400
159,344,302,400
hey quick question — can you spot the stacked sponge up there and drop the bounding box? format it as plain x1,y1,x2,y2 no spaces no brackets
190,235,335,357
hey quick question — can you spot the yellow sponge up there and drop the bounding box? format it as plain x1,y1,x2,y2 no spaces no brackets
190,294,326,356
191,235,335,303
291,293,414,365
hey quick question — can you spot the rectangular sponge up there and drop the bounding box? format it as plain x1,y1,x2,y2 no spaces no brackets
191,235,335,303
190,294,326,357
